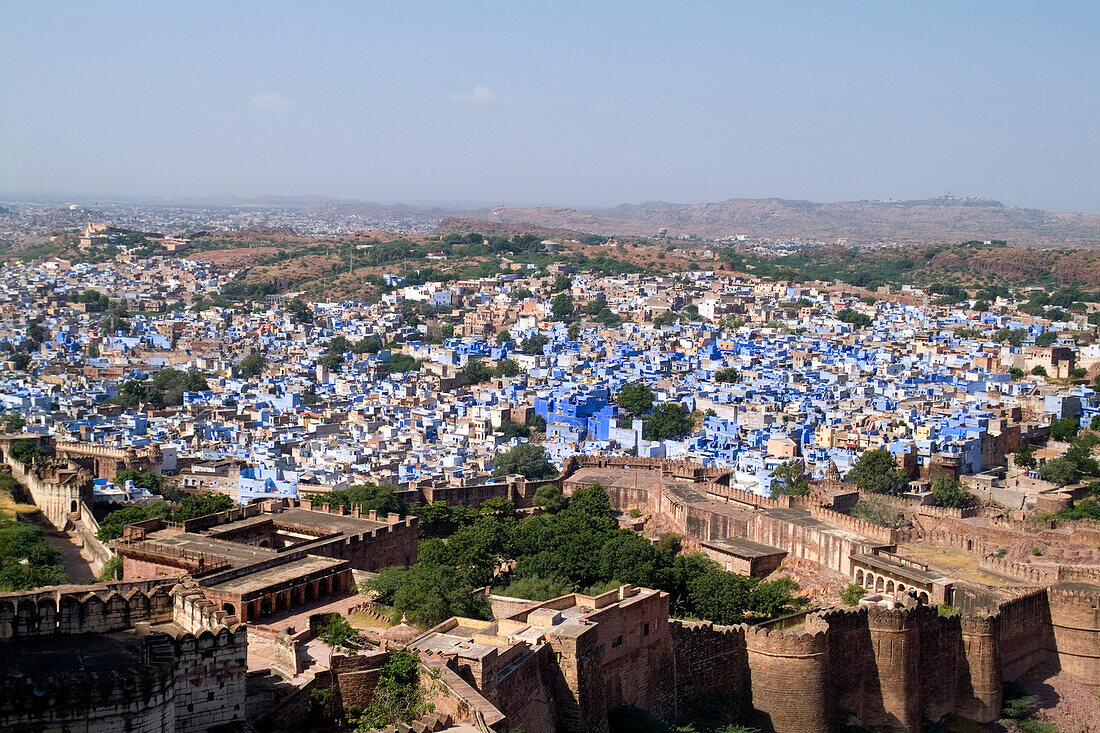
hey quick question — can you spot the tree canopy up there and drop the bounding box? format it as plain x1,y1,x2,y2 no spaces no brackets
366,483,806,629
644,403,694,441
492,443,557,480
846,448,910,495
617,382,655,415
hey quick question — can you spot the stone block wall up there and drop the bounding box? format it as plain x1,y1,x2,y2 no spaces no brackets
332,650,389,711
668,622,749,723
0,579,176,639
1047,585,1100,692
0,657,176,733
159,625,248,732
744,623,831,733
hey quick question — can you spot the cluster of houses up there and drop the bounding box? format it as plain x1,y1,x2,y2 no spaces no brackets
2,249,1098,511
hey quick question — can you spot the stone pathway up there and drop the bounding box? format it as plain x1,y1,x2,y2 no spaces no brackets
46,528,97,584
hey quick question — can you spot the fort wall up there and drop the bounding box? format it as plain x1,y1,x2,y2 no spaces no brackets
1046,585,1100,692
0,577,245,733
743,622,831,733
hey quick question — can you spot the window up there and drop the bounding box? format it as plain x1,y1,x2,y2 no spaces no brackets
644,623,649,636
612,635,622,648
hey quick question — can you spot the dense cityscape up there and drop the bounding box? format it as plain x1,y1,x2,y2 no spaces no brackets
1,218,1099,733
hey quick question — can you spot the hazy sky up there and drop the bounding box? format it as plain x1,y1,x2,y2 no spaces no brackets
2,2,1098,212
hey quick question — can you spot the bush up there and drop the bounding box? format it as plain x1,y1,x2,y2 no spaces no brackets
644,403,693,441
532,484,566,513
839,583,866,606
847,448,909,495
850,499,907,529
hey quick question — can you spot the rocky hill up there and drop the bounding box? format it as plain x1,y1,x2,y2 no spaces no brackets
479,196,1100,248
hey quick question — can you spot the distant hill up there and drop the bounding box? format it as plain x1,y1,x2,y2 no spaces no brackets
477,196,1100,248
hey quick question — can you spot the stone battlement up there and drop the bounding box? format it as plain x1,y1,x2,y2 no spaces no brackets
0,578,179,639
742,623,828,656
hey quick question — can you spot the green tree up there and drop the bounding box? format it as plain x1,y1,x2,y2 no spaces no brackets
1050,416,1079,442
770,459,810,498
521,333,548,355
551,292,574,321
235,352,266,378
656,531,682,554
617,382,655,415
390,563,492,629
840,583,866,606
493,443,556,480
9,439,46,466
714,367,740,384
356,650,432,731
532,484,566,513
96,502,171,541
1009,367,1025,380
526,413,547,432
846,448,909,495
0,411,26,433
172,492,235,522
479,497,516,520
644,403,693,441
551,275,572,292
930,476,973,509
836,308,872,328
10,353,30,371
318,483,409,516
464,359,493,384
500,575,571,601
497,420,530,441
1031,365,1048,377
495,330,512,345
1015,442,1037,469
493,359,520,377
385,353,423,373
567,322,581,341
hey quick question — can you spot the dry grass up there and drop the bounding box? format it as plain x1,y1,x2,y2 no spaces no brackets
0,472,37,520
898,543,1019,588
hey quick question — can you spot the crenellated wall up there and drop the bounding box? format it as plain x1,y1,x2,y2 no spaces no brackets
0,576,247,733
743,621,832,733
0,579,178,639
1046,585,1100,692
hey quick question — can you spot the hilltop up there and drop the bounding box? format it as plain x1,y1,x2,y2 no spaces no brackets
480,196,1100,248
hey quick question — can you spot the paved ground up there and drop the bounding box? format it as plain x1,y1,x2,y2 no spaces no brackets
47,529,98,584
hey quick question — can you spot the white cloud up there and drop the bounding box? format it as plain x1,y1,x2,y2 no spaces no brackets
248,92,290,110
449,85,497,106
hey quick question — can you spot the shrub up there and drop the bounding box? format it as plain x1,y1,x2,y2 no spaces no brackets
839,583,866,606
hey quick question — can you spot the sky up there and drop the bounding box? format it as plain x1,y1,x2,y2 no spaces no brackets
1,2,1098,213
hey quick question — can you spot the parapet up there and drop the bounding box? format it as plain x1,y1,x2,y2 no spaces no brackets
0,578,178,639
742,623,828,657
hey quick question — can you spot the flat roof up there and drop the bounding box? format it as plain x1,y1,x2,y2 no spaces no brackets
203,555,344,595
703,536,787,559
764,507,882,547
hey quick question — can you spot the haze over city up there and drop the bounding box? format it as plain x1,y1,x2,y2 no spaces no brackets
2,1,1098,212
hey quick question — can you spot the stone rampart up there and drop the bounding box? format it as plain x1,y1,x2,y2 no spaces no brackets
0,651,176,733
0,578,178,639
743,623,831,733
1046,585,1100,692
668,621,749,723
